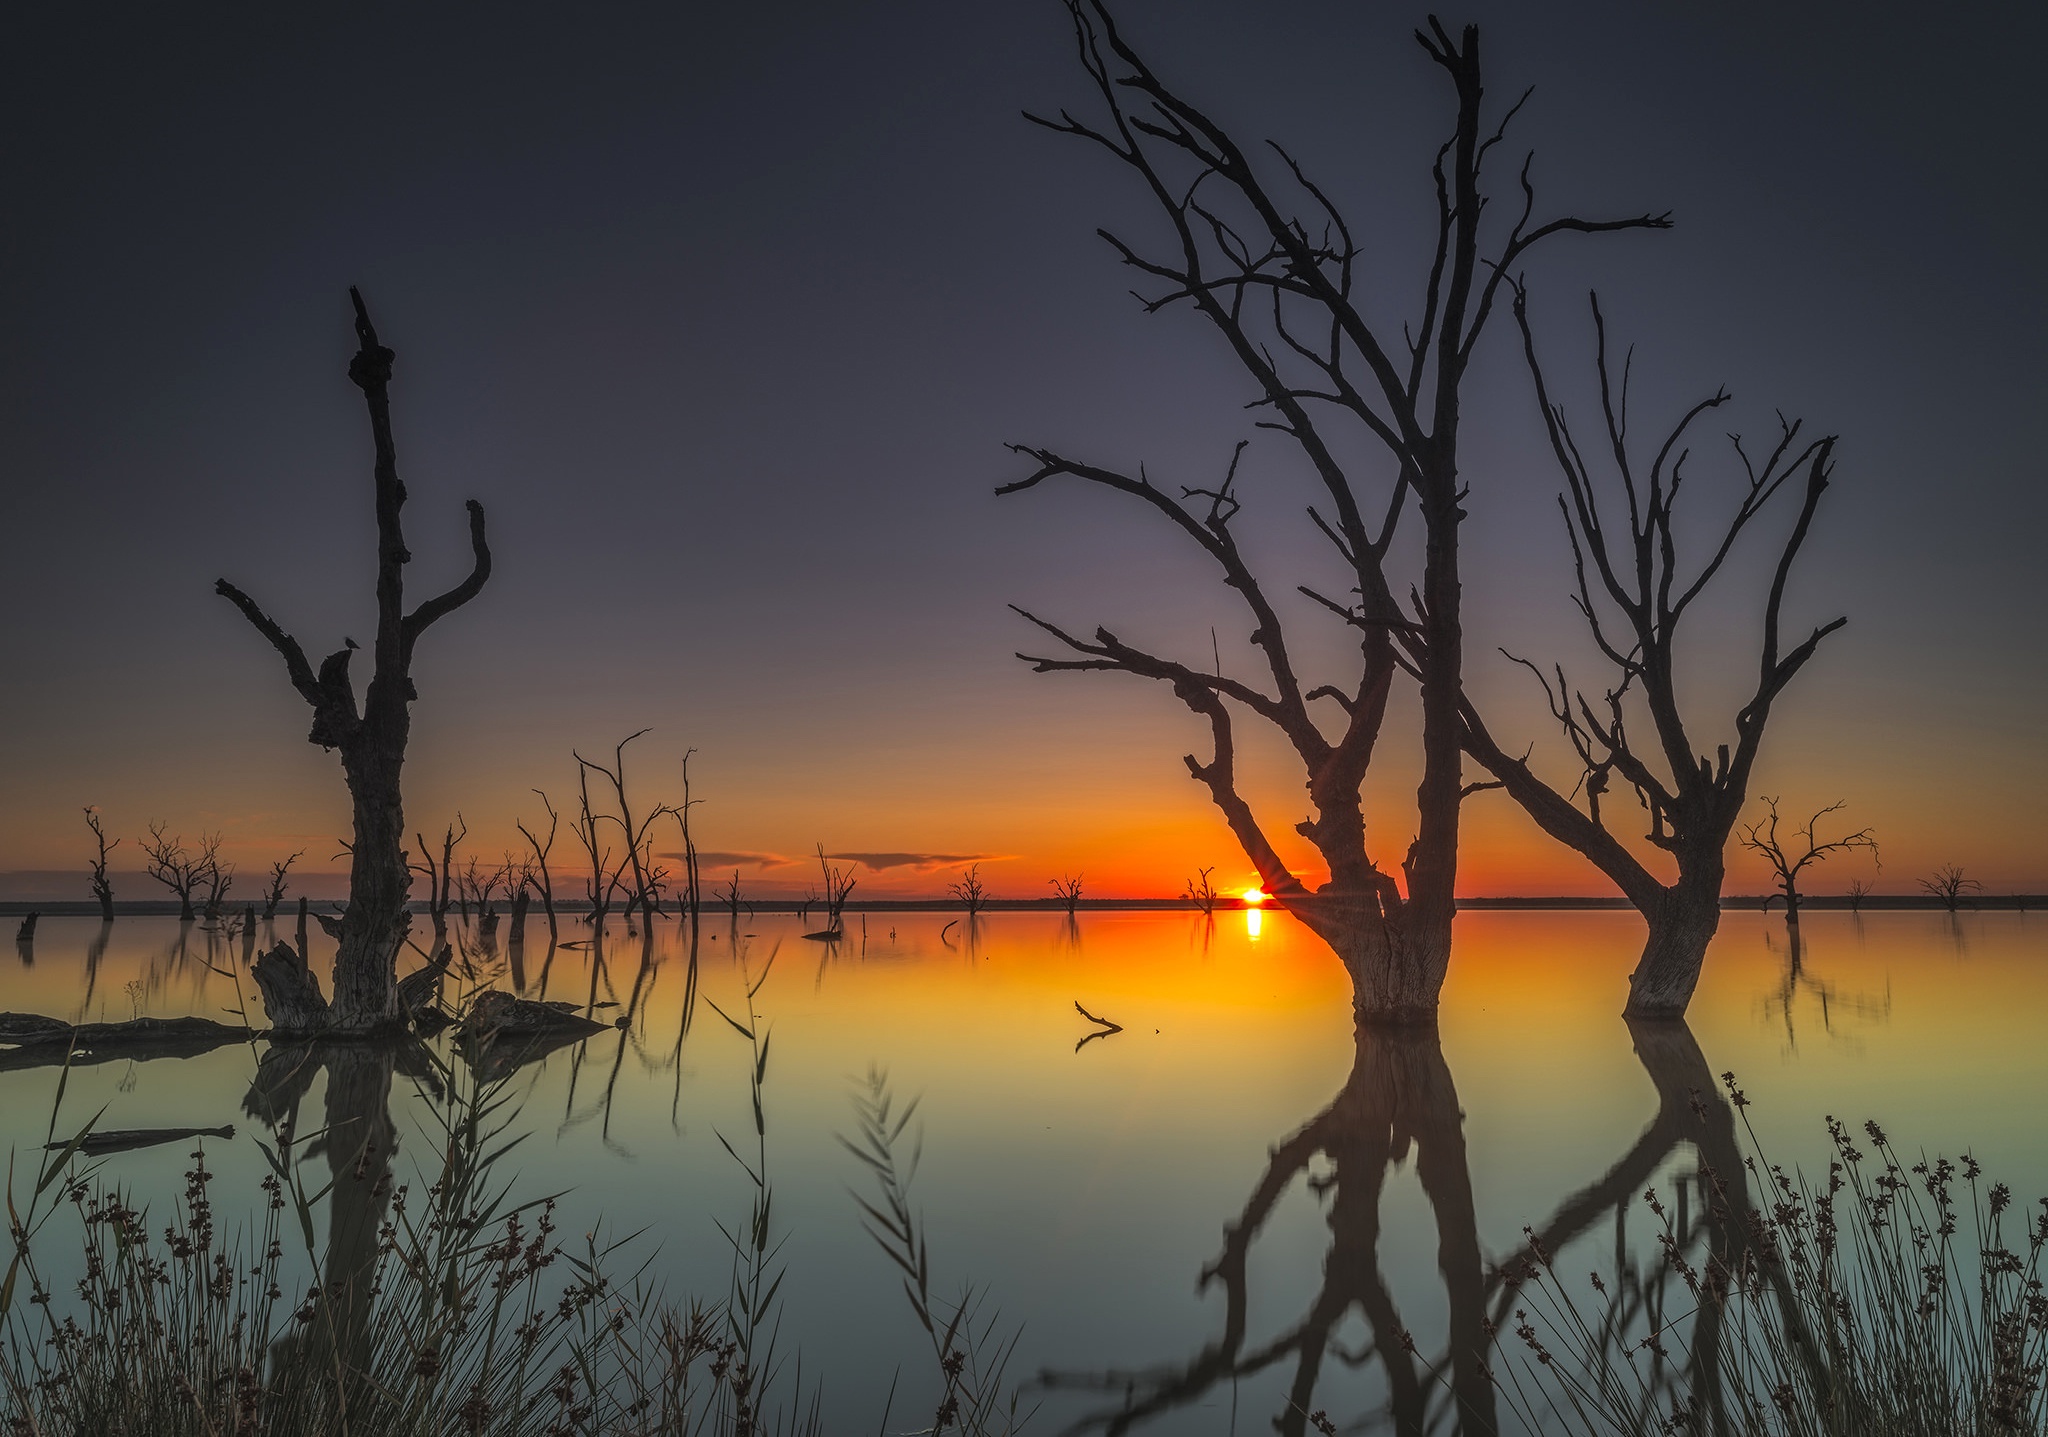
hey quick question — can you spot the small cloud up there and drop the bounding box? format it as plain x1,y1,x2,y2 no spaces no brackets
668,850,800,869
830,852,994,873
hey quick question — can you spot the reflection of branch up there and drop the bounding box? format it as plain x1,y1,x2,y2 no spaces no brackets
1073,1001,1124,1053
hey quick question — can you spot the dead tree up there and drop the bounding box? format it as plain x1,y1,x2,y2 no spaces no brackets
140,822,205,921
517,791,560,940
1919,865,1980,913
1738,798,1876,924
811,846,858,934
216,290,491,1033
262,850,303,920
1845,877,1873,913
1183,866,1220,915
1050,874,1084,914
1002,4,1667,1022
1456,290,1843,1019
411,816,465,935
575,731,676,921
198,833,233,922
949,863,988,915
84,808,118,922
572,762,628,924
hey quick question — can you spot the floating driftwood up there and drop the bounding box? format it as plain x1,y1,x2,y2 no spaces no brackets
1073,1000,1124,1053
0,1012,254,1072
802,927,843,943
48,1124,235,1156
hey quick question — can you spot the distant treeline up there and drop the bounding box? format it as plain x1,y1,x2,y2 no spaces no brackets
4,895,2040,918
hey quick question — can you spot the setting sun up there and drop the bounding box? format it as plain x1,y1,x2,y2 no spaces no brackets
1242,887,1267,906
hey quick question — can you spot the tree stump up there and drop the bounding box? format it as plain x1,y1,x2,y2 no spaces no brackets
253,942,332,1035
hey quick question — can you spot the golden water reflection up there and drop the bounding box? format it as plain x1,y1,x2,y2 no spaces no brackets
2,908,2043,1432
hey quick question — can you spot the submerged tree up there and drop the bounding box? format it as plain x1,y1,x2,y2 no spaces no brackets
217,290,491,1032
1002,2,1666,1021
1738,798,1877,924
1919,864,1980,913
1457,290,1844,1019
139,822,208,922
83,808,117,922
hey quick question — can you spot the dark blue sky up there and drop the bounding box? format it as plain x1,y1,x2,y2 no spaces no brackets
3,0,2042,894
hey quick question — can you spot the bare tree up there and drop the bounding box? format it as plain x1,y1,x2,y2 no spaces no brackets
1738,799,1877,924
718,870,746,921
1183,866,1220,916
198,837,233,923
572,762,628,924
140,822,204,921
807,846,860,937
1844,877,1873,914
575,731,677,921
1919,865,1980,913
1050,874,1085,914
1001,4,1666,1022
262,850,303,921
84,808,118,922
411,816,465,935
216,290,491,1033
1456,291,1843,1019
517,791,560,941
949,863,988,916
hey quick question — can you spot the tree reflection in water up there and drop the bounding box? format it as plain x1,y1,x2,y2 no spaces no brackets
1041,1021,1758,1436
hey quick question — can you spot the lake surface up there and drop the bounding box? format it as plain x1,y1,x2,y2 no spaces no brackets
4,908,2044,1433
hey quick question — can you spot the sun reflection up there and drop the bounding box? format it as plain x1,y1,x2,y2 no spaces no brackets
1245,906,1263,939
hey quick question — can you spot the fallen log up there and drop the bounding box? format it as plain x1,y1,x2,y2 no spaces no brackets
455,991,622,1081
0,1012,254,1072
48,1124,236,1156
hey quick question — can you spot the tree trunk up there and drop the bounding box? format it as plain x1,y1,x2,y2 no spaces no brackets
253,941,331,1035
329,744,410,1032
1291,900,1450,1025
1624,880,1723,1019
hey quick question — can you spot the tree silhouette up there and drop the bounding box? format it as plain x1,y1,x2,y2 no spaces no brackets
1457,291,1844,1018
1737,798,1877,923
217,291,491,1033
1002,2,1667,1021
1919,864,1980,913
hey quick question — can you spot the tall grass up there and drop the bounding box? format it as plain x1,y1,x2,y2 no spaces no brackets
1500,1075,2048,1436
2,946,1031,1436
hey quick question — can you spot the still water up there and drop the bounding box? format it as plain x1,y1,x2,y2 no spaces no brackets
3,908,2043,1432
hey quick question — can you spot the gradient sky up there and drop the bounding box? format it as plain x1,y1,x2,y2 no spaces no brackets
2,0,2042,900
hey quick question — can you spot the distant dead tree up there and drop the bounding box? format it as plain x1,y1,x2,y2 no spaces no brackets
718,871,746,920
262,850,303,921
1050,874,1085,914
198,835,233,922
1002,4,1667,1022
575,731,677,922
1183,867,1220,916
949,864,988,916
1456,290,1844,1019
572,763,629,924
84,808,118,922
517,790,561,941
507,856,534,935
1845,877,1873,913
1919,865,1980,914
411,816,465,935
140,823,206,921
810,846,859,936
216,289,491,1033
1737,799,1877,925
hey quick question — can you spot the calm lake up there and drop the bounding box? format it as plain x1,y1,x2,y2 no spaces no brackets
4,908,2044,1433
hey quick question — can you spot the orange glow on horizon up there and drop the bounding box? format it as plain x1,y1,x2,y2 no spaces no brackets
1242,887,1267,906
